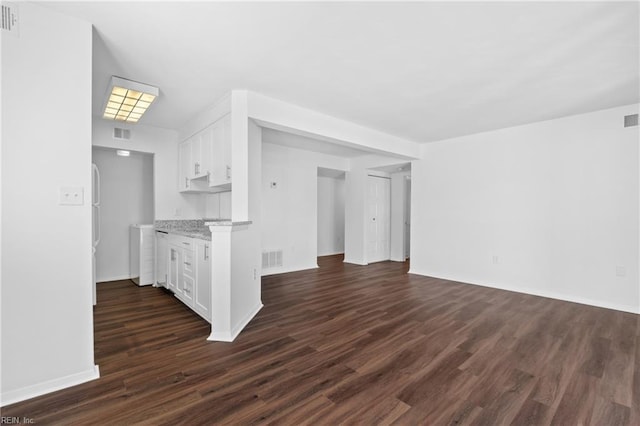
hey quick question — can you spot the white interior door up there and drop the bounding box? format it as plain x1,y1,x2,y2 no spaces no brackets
367,175,391,263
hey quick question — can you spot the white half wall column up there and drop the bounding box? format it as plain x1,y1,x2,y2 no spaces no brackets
207,222,263,342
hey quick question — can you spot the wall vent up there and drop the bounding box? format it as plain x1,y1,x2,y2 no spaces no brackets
1,2,18,36
113,127,131,140
624,114,638,128
262,250,283,269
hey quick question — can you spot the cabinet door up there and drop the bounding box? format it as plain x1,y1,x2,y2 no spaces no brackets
195,241,211,322
209,115,232,187
155,232,168,288
200,126,214,183
191,133,205,178
178,140,192,191
168,245,181,293
209,118,225,185
222,115,231,183
182,275,195,306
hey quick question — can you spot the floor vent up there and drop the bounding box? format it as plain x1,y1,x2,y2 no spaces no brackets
113,127,131,140
262,250,283,269
624,114,638,128
1,2,18,35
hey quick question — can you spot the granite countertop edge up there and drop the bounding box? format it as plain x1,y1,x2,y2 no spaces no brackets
154,219,253,241
154,227,211,241
204,220,253,226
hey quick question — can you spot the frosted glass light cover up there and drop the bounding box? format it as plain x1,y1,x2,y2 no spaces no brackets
102,78,158,123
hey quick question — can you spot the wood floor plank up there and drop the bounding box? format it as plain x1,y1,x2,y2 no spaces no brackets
2,255,637,425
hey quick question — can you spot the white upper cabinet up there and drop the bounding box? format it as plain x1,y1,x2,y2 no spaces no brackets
208,114,232,189
178,140,192,191
190,132,206,179
200,125,214,184
178,114,231,193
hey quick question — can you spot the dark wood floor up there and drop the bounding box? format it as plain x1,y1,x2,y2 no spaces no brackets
4,255,639,425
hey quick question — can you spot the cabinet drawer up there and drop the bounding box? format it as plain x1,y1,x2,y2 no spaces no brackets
183,250,195,275
169,234,194,248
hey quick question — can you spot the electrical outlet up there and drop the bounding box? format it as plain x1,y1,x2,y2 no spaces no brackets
616,266,626,277
59,187,84,205
492,255,499,265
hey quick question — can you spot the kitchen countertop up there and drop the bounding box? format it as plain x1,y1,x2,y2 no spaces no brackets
154,219,253,241
154,219,212,241
204,220,252,227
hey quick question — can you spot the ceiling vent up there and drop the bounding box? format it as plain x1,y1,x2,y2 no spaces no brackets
113,127,131,140
1,2,19,36
624,114,638,128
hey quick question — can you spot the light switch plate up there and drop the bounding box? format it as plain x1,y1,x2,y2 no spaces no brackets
59,187,84,205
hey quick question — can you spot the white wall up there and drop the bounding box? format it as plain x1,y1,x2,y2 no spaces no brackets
1,3,98,405
262,143,348,275
317,176,346,256
344,166,368,265
390,171,411,261
411,104,640,313
92,148,154,281
93,119,204,219
231,120,263,329
204,192,232,219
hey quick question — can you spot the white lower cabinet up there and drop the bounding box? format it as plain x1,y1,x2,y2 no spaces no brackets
177,248,195,307
194,240,211,322
155,231,168,288
168,245,181,293
166,234,211,323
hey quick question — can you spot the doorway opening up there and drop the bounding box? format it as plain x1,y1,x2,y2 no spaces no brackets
368,163,411,263
317,167,346,259
91,147,155,303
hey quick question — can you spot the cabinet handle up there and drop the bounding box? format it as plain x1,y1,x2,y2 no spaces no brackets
195,162,200,175
182,242,190,246
204,245,209,260
207,171,210,184
185,177,189,188
226,165,231,180
184,262,191,266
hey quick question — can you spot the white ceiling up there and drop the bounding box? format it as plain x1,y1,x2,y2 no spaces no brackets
44,1,639,143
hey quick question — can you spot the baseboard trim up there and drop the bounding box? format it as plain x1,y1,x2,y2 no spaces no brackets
408,269,640,315
318,251,345,257
343,257,367,266
97,275,131,283
208,302,263,342
0,364,100,407
261,264,318,276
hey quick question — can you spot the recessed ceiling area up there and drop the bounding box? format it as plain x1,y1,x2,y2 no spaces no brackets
318,167,346,179
43,1,639,143
262,128,375,158
372,163,412,174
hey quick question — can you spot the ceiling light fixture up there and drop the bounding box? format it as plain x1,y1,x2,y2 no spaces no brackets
116,150,130,157
102,76,158,123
